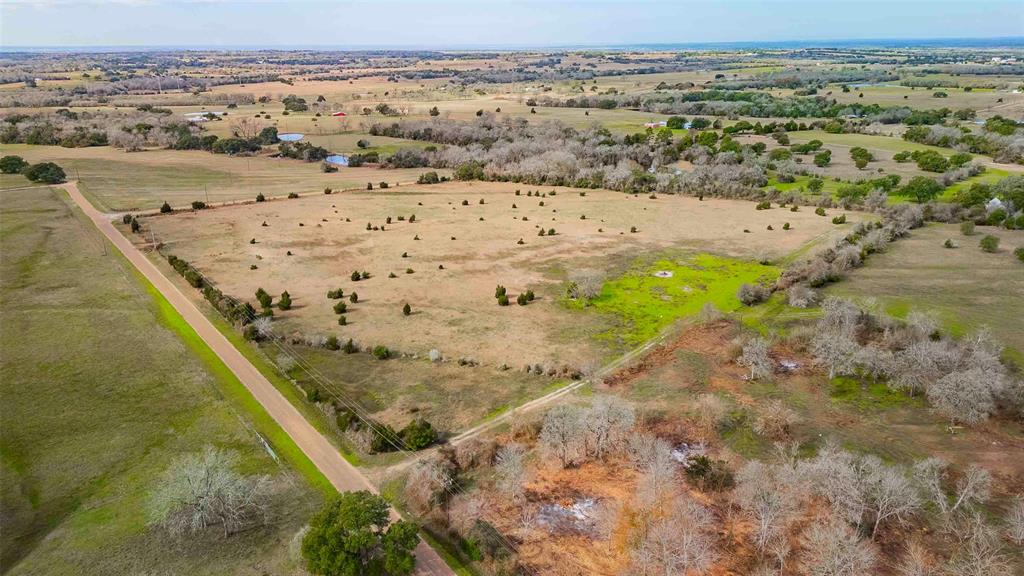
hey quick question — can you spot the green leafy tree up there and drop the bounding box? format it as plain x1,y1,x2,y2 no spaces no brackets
160,201,172,213
901,176,943,203
400,418,437,450
278,291,292,310
0,155,28,174
302,491,418,576
22,162,66,184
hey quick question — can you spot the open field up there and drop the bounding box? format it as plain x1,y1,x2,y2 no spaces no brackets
142,181,857,370
829,222,1024,362
0,144,445,212
0,186,320,574
825,83,1024,114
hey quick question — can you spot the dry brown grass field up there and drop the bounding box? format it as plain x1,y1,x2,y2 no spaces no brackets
141,181,857,369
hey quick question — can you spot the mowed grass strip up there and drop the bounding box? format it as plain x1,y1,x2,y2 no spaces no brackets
0,186,320,575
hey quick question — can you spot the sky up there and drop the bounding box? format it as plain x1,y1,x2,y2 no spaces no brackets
1,0,1022,49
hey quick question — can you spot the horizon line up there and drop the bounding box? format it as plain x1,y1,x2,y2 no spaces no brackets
3,35,1023,53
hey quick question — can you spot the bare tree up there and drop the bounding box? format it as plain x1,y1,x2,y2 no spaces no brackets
950,464,992,513
740,337,773,380
148,446,270,537
735,461,800,553
230,117,262,140
567,270,605,301
810,330,859,379
493,443,526,501
447,493,486,536
913,459,991,517
753,400,800,440
801,516,878,576
625,431,674,472
913,457,951,515
895,540,936,576
943,515,1011,576
584,396,635,460
253,316,273,338
691,393,728,439
634,449,679,512
927,368,997,425
1004,496,1024,545
629,497,717,576
539,405,586,467
404,456,455,515
860,455,919,538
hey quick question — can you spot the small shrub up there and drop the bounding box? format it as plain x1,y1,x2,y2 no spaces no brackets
351,271,361,281
944,238,956,249
160,201,172,213
324,336,341,351
525,290,535,301
498,294,510,306
287,192,299,199
630,226,638,233
256,193,265,202
815,207,826,216
783,222,791,230
191,201,206,210
366,182,373,190
755,201,771,210
342,338,358,354
402,303,411,316
737,283,770,305
349,292,359,303
333,301,347,314
372,345,390,360
338,315,347,325
327,288,344,299
516,293,528,305
1015,246,1024,262
684,456,734,491
278,291,292,310
831,214,847,225
960,221,976,236
379,182,389,189
979,235,1000,253
495,285,506,298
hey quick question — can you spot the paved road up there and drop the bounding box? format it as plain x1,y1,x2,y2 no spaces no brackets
61,182,453,576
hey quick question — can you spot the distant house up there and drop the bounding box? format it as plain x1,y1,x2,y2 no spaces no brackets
644,121,668,129
331,111,347,117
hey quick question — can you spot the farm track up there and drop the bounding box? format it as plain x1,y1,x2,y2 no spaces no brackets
381,318,689,477
59,181,455,576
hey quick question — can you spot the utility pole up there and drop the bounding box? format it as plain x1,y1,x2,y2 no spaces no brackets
205,185,210,204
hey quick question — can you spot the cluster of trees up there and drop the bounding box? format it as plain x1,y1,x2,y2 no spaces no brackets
278,140,330,162
0,155,66,184
369,117,772,196
730,441,1019,574
301,491,419,576
166,254,261,331
903,121,1023,164
804,297,1021,425
335,406,439,453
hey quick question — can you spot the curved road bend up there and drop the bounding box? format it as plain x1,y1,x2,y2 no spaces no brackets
60,182,453,576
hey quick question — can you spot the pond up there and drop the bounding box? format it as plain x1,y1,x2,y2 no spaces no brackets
325,154,349,166
278,133,304,142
